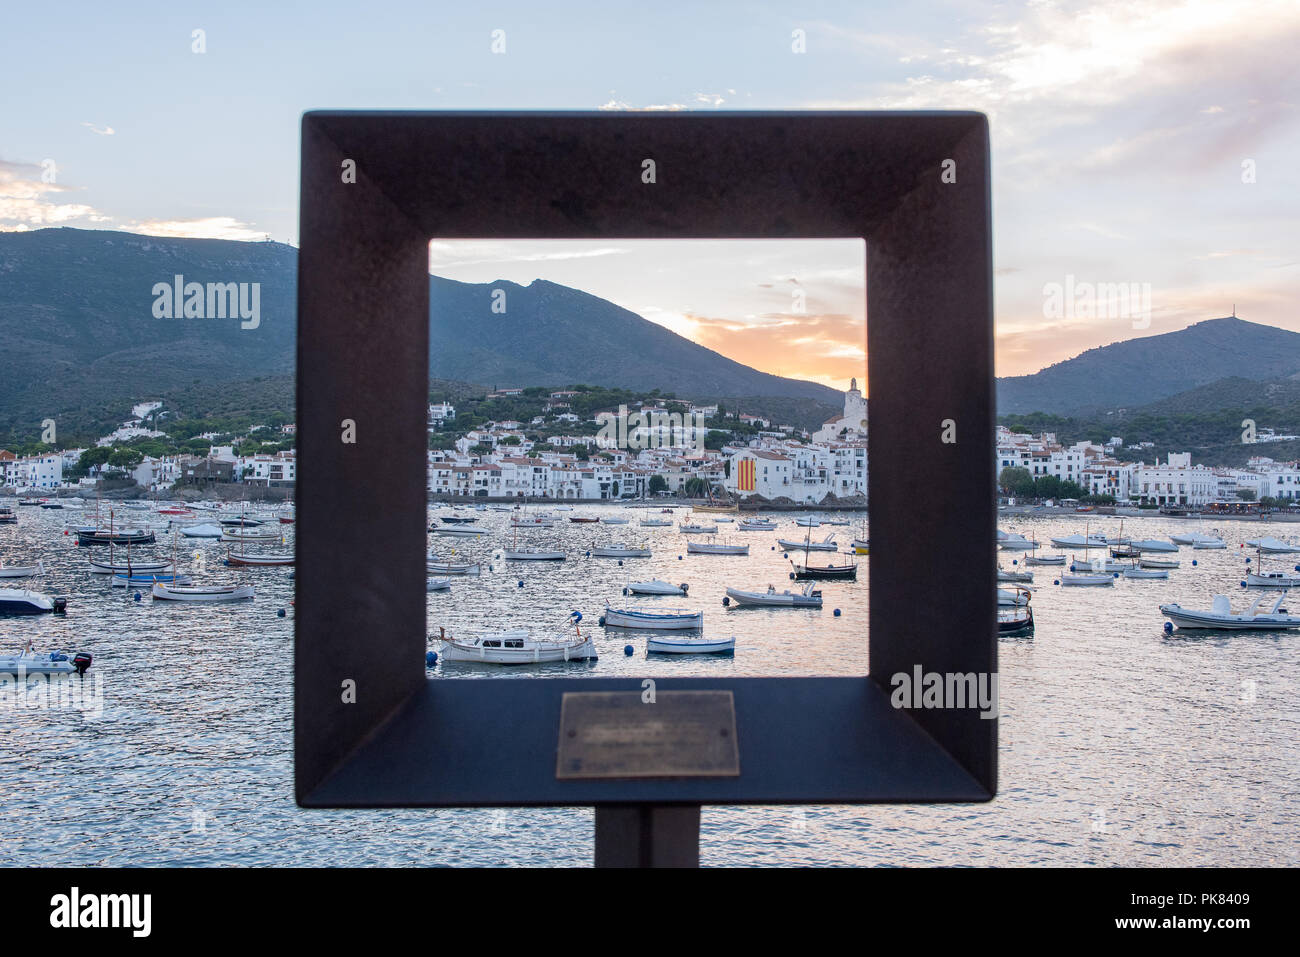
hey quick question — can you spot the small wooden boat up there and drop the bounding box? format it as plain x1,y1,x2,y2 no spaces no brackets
725,583,821,608
738,519,777,531
590,544,652,558
78,528,156,546
151,582,254,602
0,646,91,675
997,588,1031,606
225,550,294,566
1123,566,1168,579
792,561,858,581
16,498,41,507
503,548,566,561
679,523,718,534
1245,569,1300,588
89,557,172,574
850,538,870,554
997,567,1033,583
278,515,296,525
777,534,836,552
0,588,68,614
568,516,600,523
38,501,63,510
647,635,735,655
426,577,451,592
1110,544,1141,558
639,518,672,527
219,517,263,527
426,559,481,576
436,615,596,664
601,516,630,525
0,508,17,525
1191,537,1226,549
687,541,748,555
1161,591,1300,631
112,572,193,587
1138,557,1180,569
157,506,193,516
221,528,283,542
997,591,1034,636
601,607,703,630
624,580,688,596
1024,553,1066,566
1060,571,1114,586
0,561,43,579
435,527,489,537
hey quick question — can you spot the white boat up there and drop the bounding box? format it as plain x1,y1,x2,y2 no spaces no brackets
221,528,283,542
1138,557,1180,569
997,531,1038,551
151,582,254,602
0,561,43,579
1024,553,1066,566
0,646,91,676
1246,536,1300,554
738,519,778,531
794,516,821,527
590,545,652,558
426,577,451,592
997,567,1033,583
510,517,556,528
437,615,596,664
1161,591,1300,631
601,607,704,630
425,559,481,576
0,588,68,614
687,541,749,555
776,534,837,552
1072,558,1127,572
625,580,688,596
436,527,489,537
89,557,173,574
1049,534,1107,549
1123,566,1169,579
225,551,294,566
1247,568,1300,587
715,517,735,523
1191,537,1227,549
601,517,630,525
1130,539,1178,553
850,538,870,554
177,522,223,538
646,635,735,655
111,572,192,587
725,582,822,608
1060,561,1115,586
679,524,718,534
997,588,1031,606
639,518,672,527
503,548,566,561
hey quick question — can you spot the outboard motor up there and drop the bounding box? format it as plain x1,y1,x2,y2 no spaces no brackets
52,596,68,613
680,583,689,594
73,653,92,675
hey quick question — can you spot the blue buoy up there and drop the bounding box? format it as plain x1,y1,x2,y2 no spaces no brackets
1241,581,1247,587
1246,557,1251,564
277,608,286,617
618,560,623,566
1191,559,1197,566
722,596,731,606
622,587,629,595
789,572,795,579
426,651,437,666
1053,579,1060,585
1113,572,1119,578
1012,559,1018,565
771,546,775,551
783,552,789,559
598,616,606,625
518,580,524,588
133,592,141,601
678,555,683,560
833,608,841,617
585,550,591,558
1163,621,1173,633
623,644,634,656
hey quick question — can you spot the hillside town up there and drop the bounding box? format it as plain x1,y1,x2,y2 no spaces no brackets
7,381,1300,508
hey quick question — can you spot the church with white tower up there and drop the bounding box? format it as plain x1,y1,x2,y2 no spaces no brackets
812,378,868,444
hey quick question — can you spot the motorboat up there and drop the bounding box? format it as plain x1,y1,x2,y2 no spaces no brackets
1024,553,1066,566
639,518,672,527
679,523,718,534
0,646,91,676
77,528,155,546
738,519,778,531
997,588,1031,606
997,567,1033,583
1049,534,1107,549
794,516,821,528
997,531,1037,551
219,516,263,527
1122,566,1169,580
0,588,68,614
725,582,822,608
601,517,630,525
151,582,254,602
1246,537,1300,554
646,635,735,655
0,508,16,525
624,580,688,596
0,561,43,579
221,528,283,542
776,534,837,552
1161,591,1300,631
436,614,596,664
687,541,748,555
601,607,704,630
590,545,652,558
440,515,478,524
1130,539,1178,553
38,501,63,510
435,527,489,537
426,577,451,592
1191,537,1227,549
1138,557,1180,569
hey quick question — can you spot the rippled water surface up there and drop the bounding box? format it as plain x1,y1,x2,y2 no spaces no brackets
2,505,1297,866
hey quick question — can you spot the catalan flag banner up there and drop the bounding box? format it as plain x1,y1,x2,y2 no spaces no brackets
738,458,756,492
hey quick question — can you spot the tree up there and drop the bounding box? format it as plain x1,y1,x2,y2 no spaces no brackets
611,481,620,497
79,447,112,471
1237,488,1257,502
107,447,144,469
683,477,709,497
648,474,669,494
998,466,1035,498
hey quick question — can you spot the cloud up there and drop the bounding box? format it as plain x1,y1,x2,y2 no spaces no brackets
81,122,115,136
597,99,688,111
0,159,109,231
679,310,865,387
117,217,267,241
428,242,629,270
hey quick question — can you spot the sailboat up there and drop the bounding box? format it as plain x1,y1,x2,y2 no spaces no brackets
503,498,565,561
787,519,857,580
87,510,171,574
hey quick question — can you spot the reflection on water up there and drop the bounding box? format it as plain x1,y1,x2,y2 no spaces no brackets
1,507,1297,865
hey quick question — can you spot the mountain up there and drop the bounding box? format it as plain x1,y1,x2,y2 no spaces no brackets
0,228,841,440
428,276,842,404
996,318,1300,415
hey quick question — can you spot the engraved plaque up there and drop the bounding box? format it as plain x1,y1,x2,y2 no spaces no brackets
556,691,740,779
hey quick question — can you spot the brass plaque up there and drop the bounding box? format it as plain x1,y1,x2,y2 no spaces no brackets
556,690,740,779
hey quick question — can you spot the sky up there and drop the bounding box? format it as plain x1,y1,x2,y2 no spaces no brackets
2,0,1297,384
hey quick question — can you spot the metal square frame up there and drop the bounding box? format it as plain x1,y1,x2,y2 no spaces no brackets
296,111,995,807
